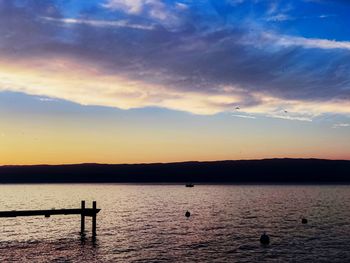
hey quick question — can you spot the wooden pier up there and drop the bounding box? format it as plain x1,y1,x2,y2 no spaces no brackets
0,201,100,237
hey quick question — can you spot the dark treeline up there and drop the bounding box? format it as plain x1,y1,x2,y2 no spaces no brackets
0,159,350,184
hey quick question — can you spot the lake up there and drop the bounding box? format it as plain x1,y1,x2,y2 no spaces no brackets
0,184,350,262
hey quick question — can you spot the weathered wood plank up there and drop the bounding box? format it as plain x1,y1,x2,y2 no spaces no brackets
0,208,100,218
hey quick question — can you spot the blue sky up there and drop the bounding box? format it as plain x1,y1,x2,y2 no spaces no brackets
0,0,349,163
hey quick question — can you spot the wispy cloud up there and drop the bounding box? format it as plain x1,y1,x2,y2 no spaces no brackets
318,14,336,19
232,114,257,119
266,14,294,22
37,97,55,102
263,33,350,50
175,2,188,10
41,17,154,30
268,114,313,122
265,14,335,22
102,0,145,14
102,0,173,21
332,123,350,128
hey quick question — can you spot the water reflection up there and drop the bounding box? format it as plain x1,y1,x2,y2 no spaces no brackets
0,184,350,262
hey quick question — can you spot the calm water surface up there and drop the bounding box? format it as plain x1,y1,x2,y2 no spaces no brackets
0,184,350,262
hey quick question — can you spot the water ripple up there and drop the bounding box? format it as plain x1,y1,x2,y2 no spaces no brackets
0,184,350,262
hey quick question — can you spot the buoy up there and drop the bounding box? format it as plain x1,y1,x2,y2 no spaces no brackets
185,211,191,218
302,218,308,224
260,232,270,245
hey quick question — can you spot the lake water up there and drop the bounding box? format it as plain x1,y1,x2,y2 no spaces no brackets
0,184,350,262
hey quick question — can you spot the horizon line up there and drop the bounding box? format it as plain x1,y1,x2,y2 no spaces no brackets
2,157,350,167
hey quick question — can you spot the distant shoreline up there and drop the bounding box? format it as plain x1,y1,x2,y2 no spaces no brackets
1,158,350,184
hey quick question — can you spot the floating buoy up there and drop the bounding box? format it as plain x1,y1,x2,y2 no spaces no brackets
302,218,308,224
260,232,270,245
185,211,191,218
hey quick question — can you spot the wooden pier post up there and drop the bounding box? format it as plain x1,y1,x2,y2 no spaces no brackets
92,201,97,237
81,200,85,234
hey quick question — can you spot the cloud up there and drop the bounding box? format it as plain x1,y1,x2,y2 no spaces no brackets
102,0,146,14
41,17,155,30
232,114,257,119
175,3,188,10
102,0,174,21
265,14,337,23
318,14,336,19
0,0,349,119
37,97,55,102
266,14,294,22
332,123,350,128
269,114,312,122
1,56,349,118
0,58,245,114
263,33,350,50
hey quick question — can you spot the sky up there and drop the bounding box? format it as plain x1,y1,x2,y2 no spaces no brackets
0,0,350,164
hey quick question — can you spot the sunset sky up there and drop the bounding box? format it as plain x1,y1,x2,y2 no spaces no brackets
1,0,350,164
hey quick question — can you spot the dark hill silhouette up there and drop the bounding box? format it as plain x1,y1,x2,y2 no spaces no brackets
0,158,350,184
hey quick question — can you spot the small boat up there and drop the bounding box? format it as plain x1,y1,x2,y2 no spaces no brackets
185,184,194,187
